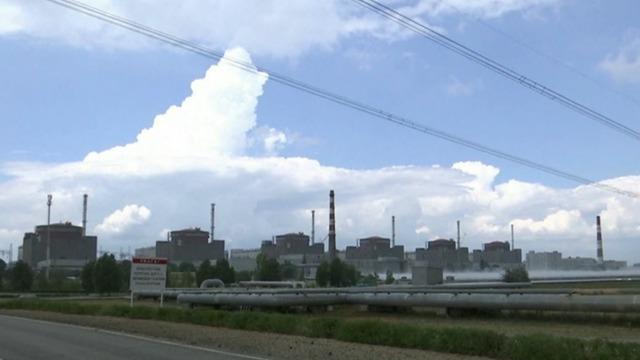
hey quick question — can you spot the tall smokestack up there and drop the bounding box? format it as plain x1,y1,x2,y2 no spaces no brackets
328,190,336,259
456,220,461,249
510,224,515,250
311,210,315,245
210,203,216,241
82,194,88,236
391,216,396,247
596,216,604,264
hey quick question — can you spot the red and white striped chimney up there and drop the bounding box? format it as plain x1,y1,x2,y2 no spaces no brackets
328,190,336,259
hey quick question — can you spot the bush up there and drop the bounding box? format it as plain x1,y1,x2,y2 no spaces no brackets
503,267,530,283
9,260,33,291
93,254,121,294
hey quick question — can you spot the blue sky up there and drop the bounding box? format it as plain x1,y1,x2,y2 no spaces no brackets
1,0,639,262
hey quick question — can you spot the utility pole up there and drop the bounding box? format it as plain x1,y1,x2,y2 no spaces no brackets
46,194,52,278
391,216,396,247
510,224,515,250
210,203,215,241
456,220,461,249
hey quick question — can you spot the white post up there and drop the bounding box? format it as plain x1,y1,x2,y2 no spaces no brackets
130,291,134,307
160,292,164,307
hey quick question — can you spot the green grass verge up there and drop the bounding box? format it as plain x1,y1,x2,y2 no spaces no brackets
1,299,639,360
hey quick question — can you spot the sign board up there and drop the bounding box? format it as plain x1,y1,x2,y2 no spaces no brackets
130,257,167,292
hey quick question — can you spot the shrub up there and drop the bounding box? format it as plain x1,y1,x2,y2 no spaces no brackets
503,267,530,283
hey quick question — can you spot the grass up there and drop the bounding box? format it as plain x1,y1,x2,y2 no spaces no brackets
1,299,639,359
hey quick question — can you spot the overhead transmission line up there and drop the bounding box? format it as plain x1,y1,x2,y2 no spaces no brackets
353,0,640,142
43,0,638,198
456,8,640,108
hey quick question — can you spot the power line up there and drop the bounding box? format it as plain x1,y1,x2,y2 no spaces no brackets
353,0,640,142
460,11,640,108
42,0,638,198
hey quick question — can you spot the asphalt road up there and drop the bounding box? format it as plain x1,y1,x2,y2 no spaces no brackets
0,314,266,360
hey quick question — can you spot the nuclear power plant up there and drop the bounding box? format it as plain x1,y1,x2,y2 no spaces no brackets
19,194,97,275
10,190,629,278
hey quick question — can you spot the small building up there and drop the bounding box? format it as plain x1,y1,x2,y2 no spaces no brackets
526,251,562,271
21,222,97,274
155,228,224,265
260,232,324,265
345,236,404,274
415,238,470,271
134,246,156,258
472,241,522,270
412,265,443,285
229,248,261,272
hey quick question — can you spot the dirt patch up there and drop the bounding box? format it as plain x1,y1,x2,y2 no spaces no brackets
0,310,489,360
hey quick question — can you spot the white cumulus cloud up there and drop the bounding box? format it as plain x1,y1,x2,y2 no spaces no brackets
600,33,640,83
0,46,639,264
95,204,151,235
0,0,561,57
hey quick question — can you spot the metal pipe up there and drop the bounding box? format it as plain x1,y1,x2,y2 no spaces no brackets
178,291,640,313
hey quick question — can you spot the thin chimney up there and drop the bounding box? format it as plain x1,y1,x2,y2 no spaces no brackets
456,220,461,249
510,224,515,250
311,210,316,245
210,203,216,242
328,190,336,259
391,215,396,247
596,216,604,264
82,194,88,236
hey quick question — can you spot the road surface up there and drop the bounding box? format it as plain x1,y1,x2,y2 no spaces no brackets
0,314,266,360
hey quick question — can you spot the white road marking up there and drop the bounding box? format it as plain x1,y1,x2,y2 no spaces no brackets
0,314,269,360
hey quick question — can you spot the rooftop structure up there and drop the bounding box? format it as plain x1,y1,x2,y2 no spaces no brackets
155,227,224,265
260,232,324,265
472,241,522,270
345,236,404,274
415,238,470,271
21,222,97,274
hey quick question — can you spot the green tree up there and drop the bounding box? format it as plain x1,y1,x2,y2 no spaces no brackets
384,270,395,285
9,260,33,291
503,267,530,283
235,270,253,282
255,253,281,281
196,260,212,286
80,261,95,292
315,261,330,287
93,254,121,294
118,260,131,291
316,259,359,287
211,258,236,285
178,262,196,272
0,258,6,290
281,261,297,280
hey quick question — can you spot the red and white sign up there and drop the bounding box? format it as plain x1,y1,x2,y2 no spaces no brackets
130,257,167,292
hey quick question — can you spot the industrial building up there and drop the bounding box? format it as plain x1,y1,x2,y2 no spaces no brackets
19,194,96,274
228,248,261,272
155,228,224,265
471,241,522,270
345,236,404,274
260,232,324,264
415,238,470,271
21,222,97,274
134,246,156,258
525,251,563,271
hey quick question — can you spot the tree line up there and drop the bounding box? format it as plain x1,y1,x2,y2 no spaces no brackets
0,253,394,292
